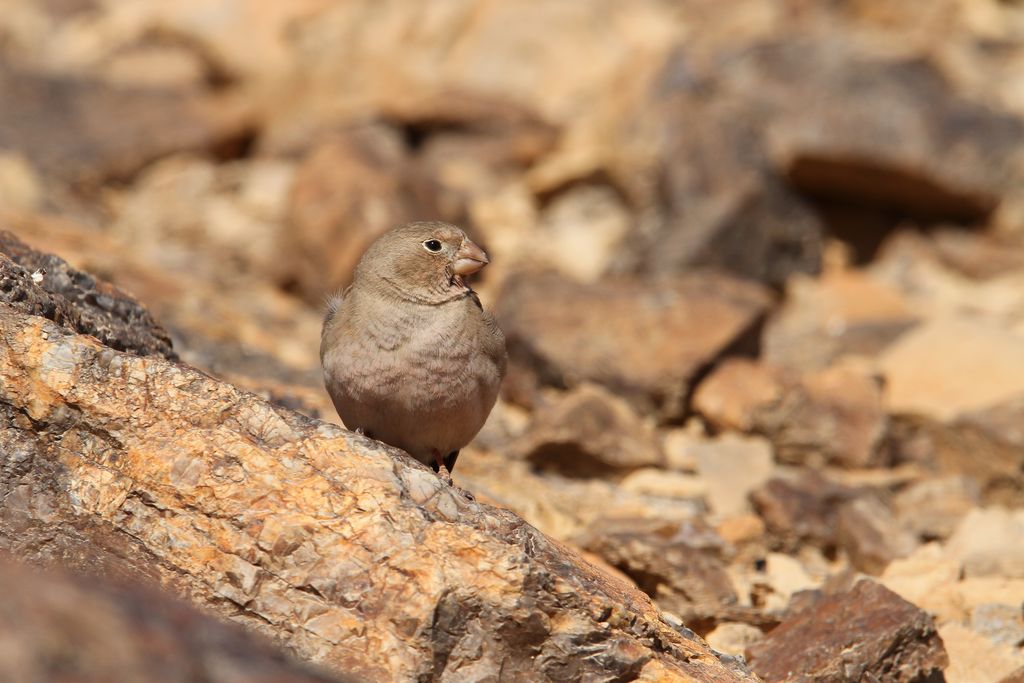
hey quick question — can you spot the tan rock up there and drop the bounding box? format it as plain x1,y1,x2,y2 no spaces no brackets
620,468,708,500
762,270,918,372
880,316,1024,421
265,0,681,142
705,622,764,659
0,57,247,187
535,183,632,282
1000,666,1024,683
880,543,963,619
963,393,1024,449
691,358,783,433
691,434,775,517
0,303,754,681
695,358,888,468
881,542,1024,626
0,153,42,211
459,450,704,543
888,415,1024,507
662,423,709,472
940,622,1024,683
836,495,918,575
946,507,1024,578
893,475,981,541
761,553,820,613
716,515,766,546
871,230,1024,328
971,603,1024,648
572,517,760,634
109,155,295,280
516,384,664,475
497,270,772,420
956,578,1024,618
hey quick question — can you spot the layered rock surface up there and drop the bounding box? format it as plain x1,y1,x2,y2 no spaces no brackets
5,1,1024,681
0,236,753,682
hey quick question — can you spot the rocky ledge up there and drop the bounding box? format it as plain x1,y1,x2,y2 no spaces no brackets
0,233,753,682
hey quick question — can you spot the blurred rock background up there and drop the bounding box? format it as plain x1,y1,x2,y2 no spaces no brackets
3,1,1024,681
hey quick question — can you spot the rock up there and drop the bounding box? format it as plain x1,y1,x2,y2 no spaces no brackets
108,155,297,283
836,495,918,575
694,358,889,468
763,43,1022,226
515,384,664,476
705,622,764,659
691,359,784,434
572,517,760,634
940,622,1024,683
869,229,1024,330
0,58,247,187
281,125,445,302
761,270,919,373
963,394,1024,449
0,558,345,683
0,304,754,681
746,579,949,683
619,468,707,501
888,415,1024,507
638,52,825,288
879,543,964,619
497,270,772,420
691,434,775,517
879,316,1024,421
6,211,335,421
0,153,42,211
455,447,705,544
790,362,889,468
650,144,824,288
737,552,823,616
534,182,633,282
265,0,681,143
946,507,1024,579
750,473,861,553
923,228,1024,281
971,603,1024,648
0,230,176,359
1002,666,1024,683
881,542,1024,633
893,475,981,541
662,424,708,472
715,515,766,547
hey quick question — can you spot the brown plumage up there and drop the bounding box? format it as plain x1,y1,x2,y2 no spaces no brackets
320,222,507,479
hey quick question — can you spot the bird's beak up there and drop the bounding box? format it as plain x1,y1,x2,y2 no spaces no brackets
453,239,489,276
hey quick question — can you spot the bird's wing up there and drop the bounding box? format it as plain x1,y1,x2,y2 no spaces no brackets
479,309,508,379
322,286,351,332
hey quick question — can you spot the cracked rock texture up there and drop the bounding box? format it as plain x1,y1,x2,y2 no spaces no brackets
746,579,948,682
8,1,1024,681
0,259,754,681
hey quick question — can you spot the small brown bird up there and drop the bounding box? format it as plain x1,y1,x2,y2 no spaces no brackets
320,222,507,481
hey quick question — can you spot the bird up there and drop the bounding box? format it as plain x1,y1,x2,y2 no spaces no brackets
320,221,507,483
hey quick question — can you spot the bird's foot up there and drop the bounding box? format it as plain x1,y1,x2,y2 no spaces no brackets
437,463,454,486
431,450,473,499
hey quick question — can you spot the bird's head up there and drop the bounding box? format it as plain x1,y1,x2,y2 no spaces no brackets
354,221,490,303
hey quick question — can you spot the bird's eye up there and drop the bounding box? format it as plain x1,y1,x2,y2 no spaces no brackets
423,239,443,253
